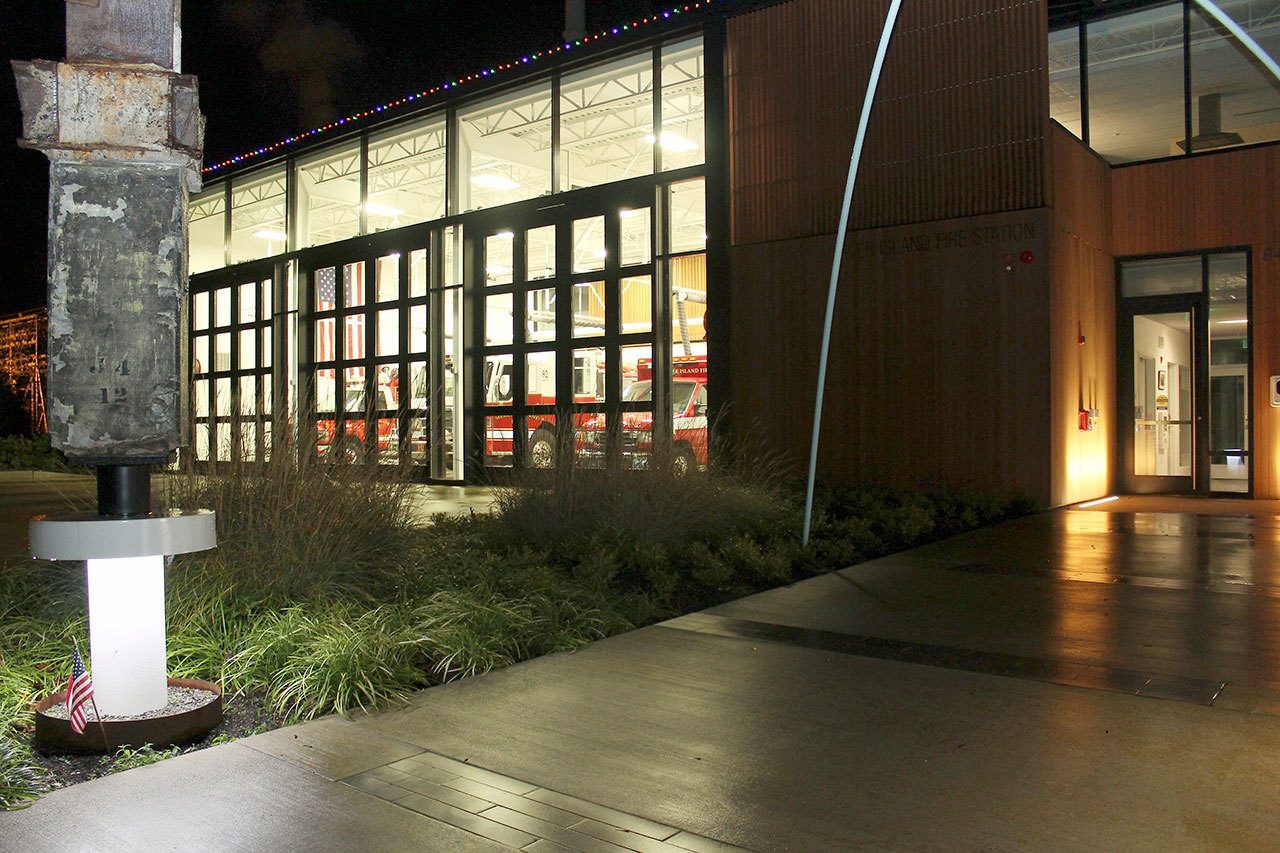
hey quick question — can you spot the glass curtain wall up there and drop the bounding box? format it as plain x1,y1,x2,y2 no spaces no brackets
1048,25,1084,138
230,165,288,264
559,53,654,191
1049,0,1280,163
457,82,553,211
1208,253,1250,492
299,233,463,476
190,271,275,463
189,35,708,478
189,187,225,274
367,115,448,231
189,37,705,274
295,140,362,248
1191,1,1280,149
1119,251,1252,493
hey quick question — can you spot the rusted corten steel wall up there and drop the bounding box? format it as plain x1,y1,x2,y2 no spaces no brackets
726,0,1049,246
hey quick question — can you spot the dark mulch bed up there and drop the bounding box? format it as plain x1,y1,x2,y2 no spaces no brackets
27,693,288,790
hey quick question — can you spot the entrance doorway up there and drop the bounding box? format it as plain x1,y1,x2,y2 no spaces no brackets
469,181,666,472
298,226,466,481
1117,251,1251,495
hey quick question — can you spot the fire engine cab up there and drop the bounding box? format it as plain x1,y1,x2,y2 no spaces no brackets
315,379,398,462
622,355,708,475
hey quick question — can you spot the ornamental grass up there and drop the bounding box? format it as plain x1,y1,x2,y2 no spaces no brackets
0,443,1033,805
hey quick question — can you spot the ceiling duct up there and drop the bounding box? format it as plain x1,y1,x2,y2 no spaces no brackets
1178,93,1245,152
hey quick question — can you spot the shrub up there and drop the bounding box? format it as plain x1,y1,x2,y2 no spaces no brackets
0,738,51,810
1,442,1035,803
0,435,77,472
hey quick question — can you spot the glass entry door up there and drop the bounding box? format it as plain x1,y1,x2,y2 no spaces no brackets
471,184,662,472
1117,251,1251,495
1123,308,1197,493
299,226,464,481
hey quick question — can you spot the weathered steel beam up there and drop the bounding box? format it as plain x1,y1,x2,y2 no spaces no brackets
12,0,203,464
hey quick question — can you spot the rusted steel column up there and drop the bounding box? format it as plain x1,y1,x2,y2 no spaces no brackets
12,0,204,473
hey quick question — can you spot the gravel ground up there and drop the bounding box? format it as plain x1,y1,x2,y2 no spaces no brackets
30,693,288,789
41,686,218,722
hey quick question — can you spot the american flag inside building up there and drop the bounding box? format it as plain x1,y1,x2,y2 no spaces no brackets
315,265,365,363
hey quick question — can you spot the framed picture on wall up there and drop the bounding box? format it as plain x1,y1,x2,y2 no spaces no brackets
1157,369,1167,390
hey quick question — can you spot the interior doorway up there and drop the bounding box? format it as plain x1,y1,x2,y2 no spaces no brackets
1117,251,1251,495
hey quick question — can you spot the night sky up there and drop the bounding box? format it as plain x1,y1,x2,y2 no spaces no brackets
0,0,663,315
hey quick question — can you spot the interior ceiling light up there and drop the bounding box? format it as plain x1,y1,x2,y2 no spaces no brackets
471,174,521,190
1218,318,1248,324
253,229,288,241
643,132,699,152
495,230,515,238
364,202,404,216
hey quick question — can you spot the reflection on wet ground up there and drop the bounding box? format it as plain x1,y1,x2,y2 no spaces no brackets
691,505,1280,716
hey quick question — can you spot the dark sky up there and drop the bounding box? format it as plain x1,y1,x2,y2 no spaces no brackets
0,0,663,315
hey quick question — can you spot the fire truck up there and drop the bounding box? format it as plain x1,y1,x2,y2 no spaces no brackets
620,355,708,475
315,379,398,462
484,352,707,474
484,349,605,467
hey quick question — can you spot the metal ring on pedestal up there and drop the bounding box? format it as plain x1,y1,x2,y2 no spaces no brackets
29,510,217,560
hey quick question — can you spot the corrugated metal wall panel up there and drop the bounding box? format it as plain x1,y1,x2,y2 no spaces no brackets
728,0,1048,245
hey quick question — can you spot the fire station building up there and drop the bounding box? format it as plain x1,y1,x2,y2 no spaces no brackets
184,0,1280,506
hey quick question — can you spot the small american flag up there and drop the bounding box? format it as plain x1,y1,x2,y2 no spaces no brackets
66,645,94,735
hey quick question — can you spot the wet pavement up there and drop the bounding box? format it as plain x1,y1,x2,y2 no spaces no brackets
4,502,1280,850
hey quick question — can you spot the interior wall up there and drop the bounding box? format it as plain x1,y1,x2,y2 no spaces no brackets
1048,126,1116,505
729,209,1052,503
1132,314,1193,477
1113,143,1280,498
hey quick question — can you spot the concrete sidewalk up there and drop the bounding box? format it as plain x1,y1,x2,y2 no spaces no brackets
5,505,1280,851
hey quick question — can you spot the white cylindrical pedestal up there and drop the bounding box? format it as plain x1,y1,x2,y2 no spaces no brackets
87,556,168,715
29,510,217,721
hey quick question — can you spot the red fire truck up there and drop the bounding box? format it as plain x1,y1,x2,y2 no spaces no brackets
486,353,707,474
316,380,398,462
484,350,605,467
619,355,708,475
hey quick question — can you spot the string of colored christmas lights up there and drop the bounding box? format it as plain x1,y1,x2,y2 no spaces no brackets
204,1,722,174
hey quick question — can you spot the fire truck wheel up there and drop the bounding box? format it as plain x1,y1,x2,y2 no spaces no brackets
672,444,697,477
335,436,364,464
527,428,556,469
